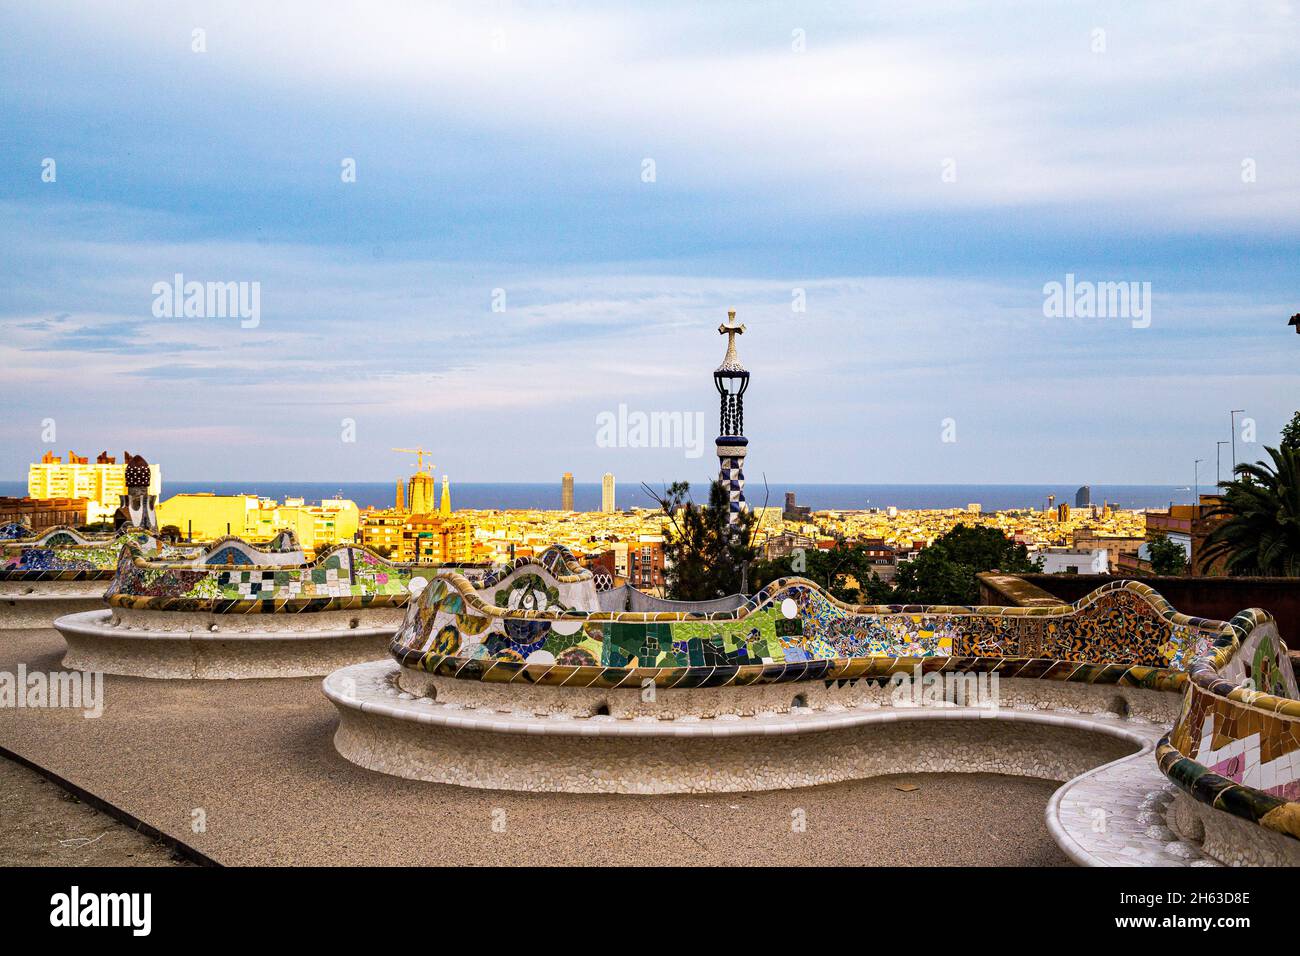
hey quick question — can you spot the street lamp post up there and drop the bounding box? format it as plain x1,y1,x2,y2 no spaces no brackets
1230,409,1245,475
1194,459,1204,507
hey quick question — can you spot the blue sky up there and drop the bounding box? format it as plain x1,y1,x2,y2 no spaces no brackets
1,1,1298,485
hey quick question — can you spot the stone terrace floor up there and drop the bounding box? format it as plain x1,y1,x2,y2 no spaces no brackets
0,628,1079,866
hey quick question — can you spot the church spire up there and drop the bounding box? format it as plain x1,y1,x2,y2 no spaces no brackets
716,310,747,373
712,309,751,525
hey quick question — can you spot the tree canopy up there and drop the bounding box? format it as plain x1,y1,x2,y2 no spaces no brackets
1281,411,1300,451
749,539,894,604
749,524,1037,607
1146,534,1188,576
890,524,1040,605
647,480,760,600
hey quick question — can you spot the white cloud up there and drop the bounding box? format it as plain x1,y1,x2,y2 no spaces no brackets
1,225,1293,481
8,1,1298,224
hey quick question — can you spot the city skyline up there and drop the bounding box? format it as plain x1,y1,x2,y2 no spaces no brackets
2,2,1297,485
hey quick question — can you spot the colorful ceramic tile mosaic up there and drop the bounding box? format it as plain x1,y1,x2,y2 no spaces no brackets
391,545,1219,682
197,530,302,566
0,528,191,579
0,528,311,580
105,540,440,613
1159,610,1300,840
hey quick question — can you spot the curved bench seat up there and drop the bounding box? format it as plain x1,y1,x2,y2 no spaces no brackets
1,580,110,630
319,544,1300,865
1048,739,1217,867
326,656,1210,859
60,608,402,679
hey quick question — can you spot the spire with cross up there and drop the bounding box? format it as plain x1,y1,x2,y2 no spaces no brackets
716,310,747,372
712,309,751,525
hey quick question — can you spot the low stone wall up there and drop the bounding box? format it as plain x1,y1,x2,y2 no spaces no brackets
0,579,108,629
976,573,1068,608
331,661,1142,794
397,669,1182,723
336,708,1136,795
57,607,403,679
1167,791,1300,866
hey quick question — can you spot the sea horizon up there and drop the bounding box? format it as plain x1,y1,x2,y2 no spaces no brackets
0,480,1197,513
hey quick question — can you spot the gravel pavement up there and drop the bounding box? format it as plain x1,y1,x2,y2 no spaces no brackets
0,628,1069,866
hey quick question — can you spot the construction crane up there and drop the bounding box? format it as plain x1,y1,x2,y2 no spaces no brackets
392,447,435,474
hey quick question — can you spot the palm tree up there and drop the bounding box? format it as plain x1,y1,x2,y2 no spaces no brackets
1201,445,1300,576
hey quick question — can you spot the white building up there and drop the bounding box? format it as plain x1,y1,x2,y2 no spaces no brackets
1040,547,1108,575
28,452,162,524
601,473,616,513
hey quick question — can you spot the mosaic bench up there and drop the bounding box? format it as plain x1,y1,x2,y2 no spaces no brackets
0,528,304,629
1157,609,1300,865
1,528,196,629
53,539,443,678
324,545,1300,866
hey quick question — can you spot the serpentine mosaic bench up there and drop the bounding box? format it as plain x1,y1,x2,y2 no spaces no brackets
325,545,1300,866
1157,610,1300,865
53,539,446,678
0,528,305,629
1,528,194,629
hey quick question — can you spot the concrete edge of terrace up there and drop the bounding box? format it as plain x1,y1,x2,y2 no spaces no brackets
55,608,404,679
0,589,107,630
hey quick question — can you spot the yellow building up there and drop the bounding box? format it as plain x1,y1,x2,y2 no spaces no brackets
288,498,360,552
158,493,251,541
28,451,161,523
399,514,474,564
158,494,359,550
359,509,407,557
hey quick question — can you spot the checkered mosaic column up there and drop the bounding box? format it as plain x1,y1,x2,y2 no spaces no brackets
715,438,748,524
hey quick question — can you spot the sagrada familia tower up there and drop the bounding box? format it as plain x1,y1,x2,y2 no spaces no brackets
713,310,749,525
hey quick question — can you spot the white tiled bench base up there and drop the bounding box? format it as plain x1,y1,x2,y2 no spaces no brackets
327,657,1218,857
1048,739,1218,866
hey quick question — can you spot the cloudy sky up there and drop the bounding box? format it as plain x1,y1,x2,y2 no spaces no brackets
2,1,1297,485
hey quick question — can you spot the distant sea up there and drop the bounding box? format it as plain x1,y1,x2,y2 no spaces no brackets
0,481,1193,512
